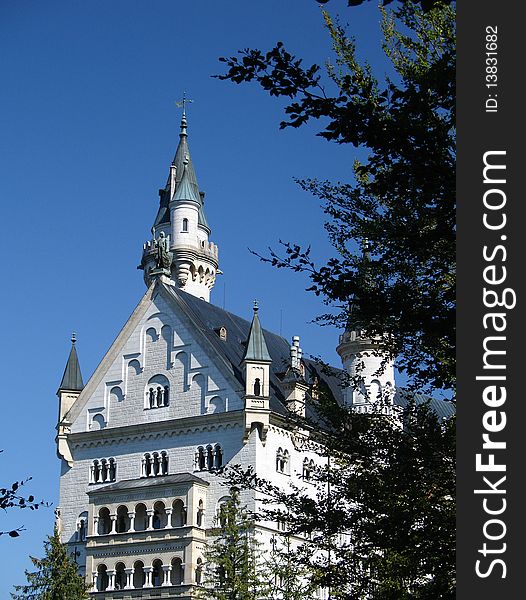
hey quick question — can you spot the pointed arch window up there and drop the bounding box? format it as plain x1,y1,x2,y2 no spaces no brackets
182,218,189,232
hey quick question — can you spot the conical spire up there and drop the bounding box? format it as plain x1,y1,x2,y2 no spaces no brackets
173,158,201,204
243,302,272,362
58,333,84,392
153,102,209,229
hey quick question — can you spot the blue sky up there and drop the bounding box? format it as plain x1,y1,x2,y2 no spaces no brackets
1,0,387,593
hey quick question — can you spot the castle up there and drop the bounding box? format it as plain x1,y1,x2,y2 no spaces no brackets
55,107,453,597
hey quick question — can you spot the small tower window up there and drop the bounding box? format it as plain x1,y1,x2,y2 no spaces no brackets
253,378,261,396
182,218,188,232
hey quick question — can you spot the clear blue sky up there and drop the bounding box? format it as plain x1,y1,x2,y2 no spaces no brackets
1,0,386,593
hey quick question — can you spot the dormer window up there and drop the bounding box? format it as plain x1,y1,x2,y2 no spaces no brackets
182,218,188,232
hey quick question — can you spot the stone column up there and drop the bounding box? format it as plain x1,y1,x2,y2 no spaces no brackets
93,516,99,536
128,511,136,532
124,568,134,589
165,507,173,528
110,514,117,534
146,509,155,530
162,565,172,586
91,572,98,592
107,570,115,591
141,457,146,478
144,567,153,588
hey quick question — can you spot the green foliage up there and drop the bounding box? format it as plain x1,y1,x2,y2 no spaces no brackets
224,397,455,600
199,488,269,600
218,1,456,393
266,534,315,600
11,528,89,600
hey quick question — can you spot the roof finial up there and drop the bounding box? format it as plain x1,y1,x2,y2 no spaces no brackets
253,299,259,312
176,92,194,136
71,331,77,345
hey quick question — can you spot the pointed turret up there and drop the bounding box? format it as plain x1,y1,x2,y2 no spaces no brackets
140,101,219,301
242,302,272,444
58,333,84,393
243,302,272,363
56,334,83,466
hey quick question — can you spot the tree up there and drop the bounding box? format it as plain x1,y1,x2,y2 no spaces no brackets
266,533,315,600
217,1,456,393
199,488,269,600
11,527,89,599
225,397,456,600
1,451,45,539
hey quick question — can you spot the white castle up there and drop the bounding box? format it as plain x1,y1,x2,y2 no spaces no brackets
55,108,452,597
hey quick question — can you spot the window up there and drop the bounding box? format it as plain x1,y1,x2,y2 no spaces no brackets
253,378,261,396
141,451,169,477
89,458,116,484
196,444,223,471
276,448,289,474
182,218,188,232
303,458,315,481
145,375,170,409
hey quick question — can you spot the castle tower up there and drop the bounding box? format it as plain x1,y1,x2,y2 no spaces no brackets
336,242,395,410
56,333,84,465
242,302,272,443
139,103,219,301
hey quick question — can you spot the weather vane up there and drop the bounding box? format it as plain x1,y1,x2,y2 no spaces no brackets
176,92,194,116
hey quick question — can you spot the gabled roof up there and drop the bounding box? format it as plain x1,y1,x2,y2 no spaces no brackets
58,337,84,392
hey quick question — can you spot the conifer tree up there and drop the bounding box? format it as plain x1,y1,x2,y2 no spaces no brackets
199,488,268,600
11,527,89,600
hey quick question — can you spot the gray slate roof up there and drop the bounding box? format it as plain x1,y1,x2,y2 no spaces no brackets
243,307,272,362
58,342,84,392
163,283,456,422
154,124,209,230
88,473,208,494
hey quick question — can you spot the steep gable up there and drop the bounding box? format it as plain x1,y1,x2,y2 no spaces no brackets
66,283,245,434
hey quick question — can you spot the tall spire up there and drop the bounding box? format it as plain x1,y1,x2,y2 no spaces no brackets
243,302,272,362
58,333,84,392
140,99,219,301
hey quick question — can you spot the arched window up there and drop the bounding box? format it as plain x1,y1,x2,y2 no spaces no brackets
76,512,88,541
197,499,204,527
116,505,130,533
196,447,206,471
97,507,111,535
142,451,168,477
133,560,145,589
145,375,170,409
217,496,231,528
171,557,184,585
182,218,189,232
214,444,223,469
115,563,126,590
303,458,315,481
152,559,163,587
276,448,289,474
172,499,186,527
90,458,116,484
253,377,261,396
97,564,109,591
153,501,167,530
195,558,203,584
134,503,148,532
206,445,214,470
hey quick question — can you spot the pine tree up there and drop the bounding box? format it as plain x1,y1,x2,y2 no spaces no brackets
199,488,268,600
11,527,89,600
266,534,315,600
